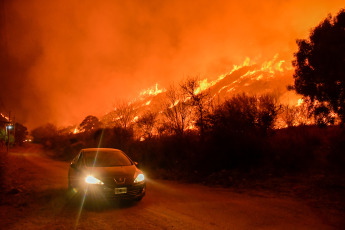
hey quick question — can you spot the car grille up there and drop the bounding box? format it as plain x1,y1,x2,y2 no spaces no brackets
102,176,133,187
96,176,145,199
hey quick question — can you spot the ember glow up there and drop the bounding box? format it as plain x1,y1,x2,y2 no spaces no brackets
0,0,344,129
73,128,80,134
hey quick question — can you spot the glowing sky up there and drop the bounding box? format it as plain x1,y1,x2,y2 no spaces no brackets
0,0,344,129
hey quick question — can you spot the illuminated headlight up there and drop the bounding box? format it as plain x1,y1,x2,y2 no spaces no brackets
134,173,145,183
85,175,104,185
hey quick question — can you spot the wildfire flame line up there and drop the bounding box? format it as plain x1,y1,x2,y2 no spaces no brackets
72,53,301,134
201,54,293,97
140,83,166,97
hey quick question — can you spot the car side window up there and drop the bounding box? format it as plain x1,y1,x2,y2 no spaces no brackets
76,153,84,167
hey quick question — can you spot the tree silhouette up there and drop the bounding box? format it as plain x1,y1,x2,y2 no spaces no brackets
257,94,280,132
292,9,345,123
206,93,279,134
136,111,157,139
162,85,191,135
31,123,58,144
14,122,28,145
180,77,211,138
79,115,101,132
114,101,137,130
207,94,258,133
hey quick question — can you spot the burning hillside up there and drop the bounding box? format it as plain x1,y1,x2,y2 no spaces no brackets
86,54,302,135
123,55,298,116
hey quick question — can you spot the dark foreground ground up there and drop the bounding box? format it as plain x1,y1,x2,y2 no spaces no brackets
0,145,344,229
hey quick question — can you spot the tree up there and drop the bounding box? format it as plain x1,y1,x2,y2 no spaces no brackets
31,123,58,144
162,85,192,135
113,101,137,130
79,115,101,132
207,94,258,133
180,77,211,138
101,110,117,128
281,105,297,127
206,93,279,134
257,94,280,132
136,111,157,139
14,122,28,145
101,101,137,130
292,9,345,123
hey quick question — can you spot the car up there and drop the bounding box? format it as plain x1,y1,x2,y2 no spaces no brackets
68,148,146,202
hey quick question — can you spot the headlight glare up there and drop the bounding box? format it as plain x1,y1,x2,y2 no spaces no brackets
134,173,145,183
85,175,104,185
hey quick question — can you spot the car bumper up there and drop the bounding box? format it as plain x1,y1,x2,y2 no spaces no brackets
83,183,146,201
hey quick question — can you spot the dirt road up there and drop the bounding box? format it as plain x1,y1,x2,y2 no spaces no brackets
0,145,343,229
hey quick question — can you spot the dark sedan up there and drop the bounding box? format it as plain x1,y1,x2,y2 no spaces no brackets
68,148,146,201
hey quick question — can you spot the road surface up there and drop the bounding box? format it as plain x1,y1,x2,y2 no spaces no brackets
0,145,343,229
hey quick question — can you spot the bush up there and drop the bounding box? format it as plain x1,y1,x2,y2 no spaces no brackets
32,98,345,181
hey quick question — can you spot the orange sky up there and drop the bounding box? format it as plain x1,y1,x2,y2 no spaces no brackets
0,0,344,129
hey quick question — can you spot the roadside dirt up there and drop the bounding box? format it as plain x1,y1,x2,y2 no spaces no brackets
0,145,344,229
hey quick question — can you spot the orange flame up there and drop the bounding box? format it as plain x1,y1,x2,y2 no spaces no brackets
133,116,139,123
73,127,80,134
195,79,216,94
297,98,304,106
140,83,166,97
196,57,254,95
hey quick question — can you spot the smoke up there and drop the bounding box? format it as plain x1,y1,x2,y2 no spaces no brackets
0,0,344,129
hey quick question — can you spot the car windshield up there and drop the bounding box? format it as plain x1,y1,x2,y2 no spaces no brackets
83,150,132,167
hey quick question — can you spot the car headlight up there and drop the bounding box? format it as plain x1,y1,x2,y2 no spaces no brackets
85,175,104,185
134,173,145,183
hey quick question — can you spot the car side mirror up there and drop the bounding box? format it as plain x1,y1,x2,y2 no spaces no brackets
134,161,139,166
